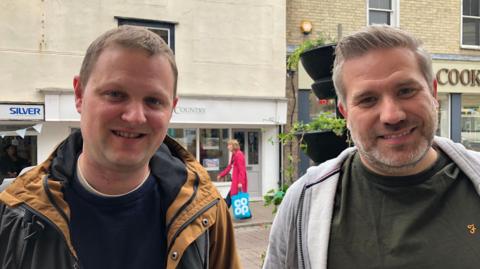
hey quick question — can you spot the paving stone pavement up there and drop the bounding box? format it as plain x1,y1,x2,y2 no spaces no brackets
228,200,275,268
235,224,271,269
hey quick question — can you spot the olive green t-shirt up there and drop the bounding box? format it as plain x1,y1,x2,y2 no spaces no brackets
327,149,480,269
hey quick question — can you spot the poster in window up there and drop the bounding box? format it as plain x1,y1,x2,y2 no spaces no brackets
203,137,219,150
203,158,219,171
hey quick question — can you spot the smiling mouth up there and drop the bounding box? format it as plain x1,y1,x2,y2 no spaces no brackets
381,128,414,140
112,130,145,139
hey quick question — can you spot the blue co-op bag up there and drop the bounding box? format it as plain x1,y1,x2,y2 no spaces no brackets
231,191,252,219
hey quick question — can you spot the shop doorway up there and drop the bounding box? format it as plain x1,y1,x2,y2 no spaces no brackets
0,136,37,183
233,129,261,199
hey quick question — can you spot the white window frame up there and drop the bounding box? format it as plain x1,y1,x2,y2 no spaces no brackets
115,16,176,52
461,0,480,49
148,27,172,47
366,0,399,27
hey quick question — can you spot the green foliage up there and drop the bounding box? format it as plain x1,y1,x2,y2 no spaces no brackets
284,112,348,162
287,34,332,71
265,31,338,215
264,112,347,214
293,113,347,136
263,183,290,213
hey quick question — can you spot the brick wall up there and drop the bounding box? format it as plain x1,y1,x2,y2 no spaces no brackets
400,1,480,55
287,0,366,45
288,0,480,59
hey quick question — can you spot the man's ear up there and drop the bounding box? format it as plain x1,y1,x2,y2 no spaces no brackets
432,79,439,108
338,101,348,119
73,76,83,114
172,97,179,110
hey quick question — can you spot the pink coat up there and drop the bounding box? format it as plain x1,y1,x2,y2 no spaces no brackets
218,150,248,196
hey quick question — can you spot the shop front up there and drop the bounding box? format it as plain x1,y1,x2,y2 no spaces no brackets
40,89,287,200
433,57,480,150
0,103,44,183
167,96,286,199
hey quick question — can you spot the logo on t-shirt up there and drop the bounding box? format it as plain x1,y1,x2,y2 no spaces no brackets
467,224,477,234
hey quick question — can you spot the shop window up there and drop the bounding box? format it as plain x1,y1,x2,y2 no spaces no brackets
462,0,480,46
200,129,229,181
461,94,480,151
0,136,37,183
167,128,197,156
368,0,397,26
116,17,176,52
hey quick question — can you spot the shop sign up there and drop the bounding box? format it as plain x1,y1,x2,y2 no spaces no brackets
436,68,480,87
176,106,206,114
0,104,44,120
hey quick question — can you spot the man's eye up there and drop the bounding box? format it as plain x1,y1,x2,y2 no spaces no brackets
398,88,416,97
358,96,377,107
145,97,164,107
105,91,124,100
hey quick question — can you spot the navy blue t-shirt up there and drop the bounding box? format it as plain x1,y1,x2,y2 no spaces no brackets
64,171,167,269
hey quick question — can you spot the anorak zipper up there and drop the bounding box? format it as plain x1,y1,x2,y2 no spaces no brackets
166,173,200,232
167,198,219,254
20,203,80,268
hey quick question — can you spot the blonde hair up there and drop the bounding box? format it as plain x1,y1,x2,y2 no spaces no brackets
228,139,240,151
79,25,178,97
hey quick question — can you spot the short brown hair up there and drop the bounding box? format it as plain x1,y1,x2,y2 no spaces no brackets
332,25,433,104
78,25,178,97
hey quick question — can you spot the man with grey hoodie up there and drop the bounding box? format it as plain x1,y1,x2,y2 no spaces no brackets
264,25,480,269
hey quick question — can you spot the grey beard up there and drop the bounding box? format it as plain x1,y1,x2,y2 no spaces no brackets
355,138,434,175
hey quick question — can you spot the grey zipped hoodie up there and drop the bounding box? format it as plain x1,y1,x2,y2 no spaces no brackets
263,136,480,269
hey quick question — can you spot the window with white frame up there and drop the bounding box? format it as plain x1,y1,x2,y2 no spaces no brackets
368,0,396,26
463,0,480,46
115,17,176,52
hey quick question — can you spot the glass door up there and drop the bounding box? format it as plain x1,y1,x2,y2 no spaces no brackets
233,129,261,198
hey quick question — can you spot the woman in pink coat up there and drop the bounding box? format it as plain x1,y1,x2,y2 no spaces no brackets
217,139,248,208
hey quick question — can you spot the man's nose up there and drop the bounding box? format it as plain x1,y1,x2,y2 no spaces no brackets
379,98,406,125
121,102,147,124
